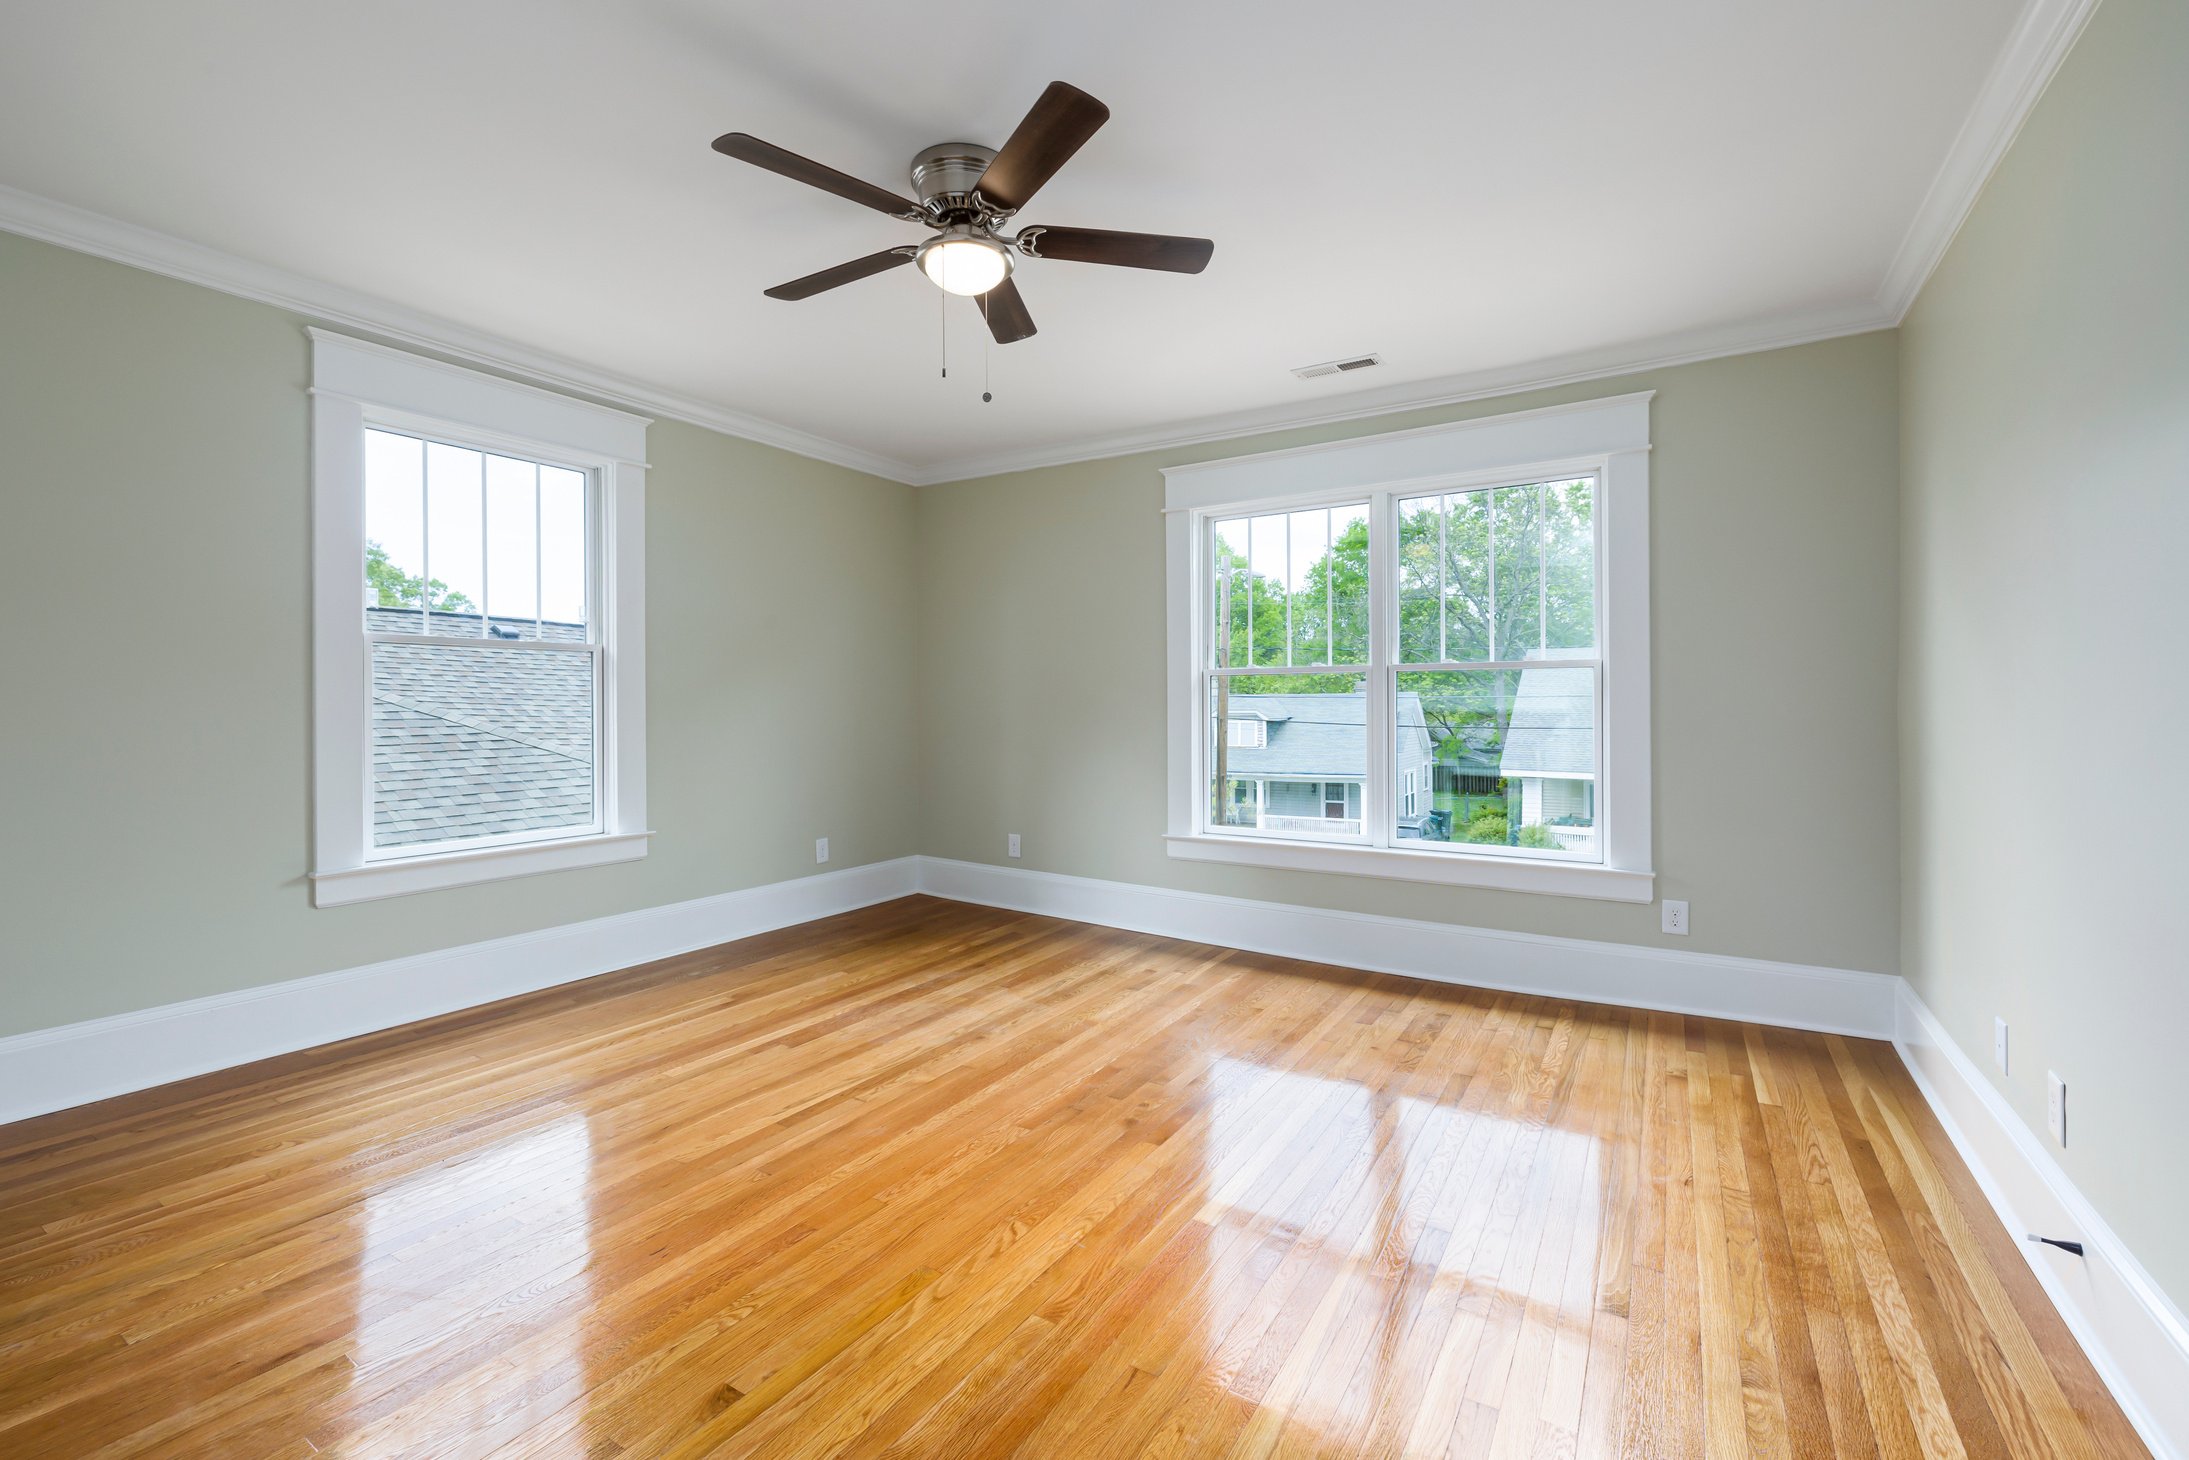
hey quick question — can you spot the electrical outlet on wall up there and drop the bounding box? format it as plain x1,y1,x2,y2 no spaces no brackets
1994,1017,2009,1074
1007,833,1022,859
815,837,829,865
1660,900,1688,936
2047,1071,2067,1145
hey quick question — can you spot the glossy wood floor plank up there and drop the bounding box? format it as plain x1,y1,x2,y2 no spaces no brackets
0,897,2147,1457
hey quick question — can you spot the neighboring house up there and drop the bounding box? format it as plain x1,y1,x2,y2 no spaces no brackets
1496,661,1598,854
1218,690,1435,835
367,605,594,849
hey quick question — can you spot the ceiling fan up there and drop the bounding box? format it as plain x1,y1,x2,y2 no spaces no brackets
711,81,1213,345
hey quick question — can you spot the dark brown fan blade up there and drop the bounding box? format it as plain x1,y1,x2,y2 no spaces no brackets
977,277,1037,344
1017,226,1213,273
712,132,921,218
973,82,1110,212
764,248,914,301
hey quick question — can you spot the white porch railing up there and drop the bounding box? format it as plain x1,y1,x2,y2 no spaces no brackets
1260,814,1363,835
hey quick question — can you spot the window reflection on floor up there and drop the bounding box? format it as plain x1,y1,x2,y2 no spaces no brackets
347,1113,596,1452
1197,1054,1604,1447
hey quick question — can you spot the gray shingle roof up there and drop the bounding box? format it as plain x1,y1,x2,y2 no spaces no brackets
368,606,594,848
1221,691,1433,780
1497,664,1596,778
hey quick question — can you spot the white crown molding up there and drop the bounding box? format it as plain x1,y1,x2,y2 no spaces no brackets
0,0,2094,496
0,857,918,1126
0,176,1889,492
1875,0,2101,320
0,182,922,484
915,0,2100,494
1895,984,2189,1459
903,298,1893,485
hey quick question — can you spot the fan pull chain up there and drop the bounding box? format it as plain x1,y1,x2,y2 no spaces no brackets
939,286,947,379
983,332,992,404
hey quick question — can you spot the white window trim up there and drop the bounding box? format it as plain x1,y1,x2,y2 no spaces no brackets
308,330,651,907
1162,391,1654,903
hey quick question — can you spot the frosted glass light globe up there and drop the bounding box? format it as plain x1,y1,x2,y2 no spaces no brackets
917,233,1012,296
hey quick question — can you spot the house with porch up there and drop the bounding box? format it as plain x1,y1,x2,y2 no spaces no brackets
1496,663,1598,855
1218,691,1435,836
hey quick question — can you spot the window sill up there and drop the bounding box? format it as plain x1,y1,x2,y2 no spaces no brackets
311,831,652,907
1164,833,1653,903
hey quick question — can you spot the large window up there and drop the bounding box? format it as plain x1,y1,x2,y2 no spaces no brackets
310,331,650,906
1164,393,1653,901
363,430,599,853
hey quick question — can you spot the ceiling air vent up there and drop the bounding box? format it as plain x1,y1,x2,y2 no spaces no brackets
1292,353,1383,380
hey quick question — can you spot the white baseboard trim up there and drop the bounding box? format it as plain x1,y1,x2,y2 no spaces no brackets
0,857,918,1128
1894,985,2189,1460
5,851,2178,1451
915,857,2182,1450
911,856,1898,1038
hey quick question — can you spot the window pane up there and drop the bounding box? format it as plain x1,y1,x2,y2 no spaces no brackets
1443,490,1492,661
1210,505,1366,671
1326,504,1368,664
1396,496,1442,663
1399,490,1497,665
1207,675,1366,839
484,454,540,636
1543,478,1596,652
1491,483,1542,661
1396,666,1597,859
364,430,426,633
1246,514,1287,668
1211,517,1246,669
539,467,587,636
424,442,485,635
371,641,596,850
1285,508,1329,665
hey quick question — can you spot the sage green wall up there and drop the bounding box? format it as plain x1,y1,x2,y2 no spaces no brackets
916,331,1902,974
0,230,920,1036
1900,0,2189,1305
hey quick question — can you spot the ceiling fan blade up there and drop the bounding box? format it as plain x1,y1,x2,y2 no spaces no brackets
974,82,1110,212
1011,225,1208,273
977,277,1037,344
1017,226,1214,273
712,132,922,219
764,248,914,301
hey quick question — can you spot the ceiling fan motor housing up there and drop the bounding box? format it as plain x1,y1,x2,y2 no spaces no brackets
909,143,1001,218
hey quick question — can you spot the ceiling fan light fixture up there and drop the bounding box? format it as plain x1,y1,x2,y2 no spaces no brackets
916,230,1012,297
717,81,1211,347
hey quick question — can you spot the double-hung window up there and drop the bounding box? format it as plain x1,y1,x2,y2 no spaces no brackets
309,332,650,906
1164,393,1654,901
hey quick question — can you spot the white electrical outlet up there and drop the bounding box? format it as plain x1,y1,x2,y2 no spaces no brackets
2047,1071,2066,1145
1994,1017,2010,1074
1007,833,1022,859
815,837,829,864
1660,900,1689,936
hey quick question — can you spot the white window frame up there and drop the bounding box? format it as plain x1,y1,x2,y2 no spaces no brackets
1163,392,1654,902
308,330,651,906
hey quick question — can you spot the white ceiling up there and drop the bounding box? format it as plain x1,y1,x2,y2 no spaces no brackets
0,0,2035,481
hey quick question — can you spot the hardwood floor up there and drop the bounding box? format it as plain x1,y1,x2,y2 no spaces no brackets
0,896,2145,1458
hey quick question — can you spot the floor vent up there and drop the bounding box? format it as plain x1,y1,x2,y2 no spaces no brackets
1292,353,1383,380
